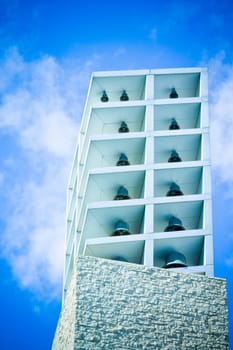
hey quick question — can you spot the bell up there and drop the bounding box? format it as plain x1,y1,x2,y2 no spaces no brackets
120,90,129,101
116,153,130,166
119,121,129,133
169,118,180,130
112,220,130,236
169,87,178,98
164,216,185,232
114,186,130,200
168,150,182,162
101,90,109,102
163,251,187,268
166,182,183,196
114,256,128,262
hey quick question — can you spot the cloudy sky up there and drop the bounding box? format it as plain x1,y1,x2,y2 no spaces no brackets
0,0,233,349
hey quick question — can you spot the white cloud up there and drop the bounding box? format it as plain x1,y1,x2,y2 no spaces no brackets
207,51,232,96
199,53,233,272
209,54,233,186
0,48,98,300
3,164,68,291
21,110,77,157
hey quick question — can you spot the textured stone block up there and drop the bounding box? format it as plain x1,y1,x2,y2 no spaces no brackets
52,256,229,349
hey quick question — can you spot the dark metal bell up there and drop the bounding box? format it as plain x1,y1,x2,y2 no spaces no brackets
101,90,109,102
112,220,130,236
163,251,187,268
116,153,130,166
169,87,178,98
169,118,180,130
164,216,185,232
166,182,183,196
168,150,182,162
119,121,129,133
120,90,129,101
114,186,130,200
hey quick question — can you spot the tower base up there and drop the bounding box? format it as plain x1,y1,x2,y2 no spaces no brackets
52,256,229,349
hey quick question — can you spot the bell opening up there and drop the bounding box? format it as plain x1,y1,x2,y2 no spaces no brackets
166,182,183,196
169,88,178,98
163,251,187,269
169,118,180,130
120,90,129,101
164,216,185,232
166,189,183,196
101,90,109,102
119,121,129,133
114,194,130,200
168,150,182,162
164,262,187,269
114,186,130,200
116,153,130,166
164,224,185,232
112,220,130,236
116,159,130,166
112,229,130,236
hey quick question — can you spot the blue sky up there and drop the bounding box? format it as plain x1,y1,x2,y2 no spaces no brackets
0,0,233,349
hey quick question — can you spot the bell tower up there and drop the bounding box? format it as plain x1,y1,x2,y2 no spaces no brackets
53,68,229,350
63,67,213,296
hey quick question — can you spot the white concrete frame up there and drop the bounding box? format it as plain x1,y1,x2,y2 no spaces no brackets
63,68,213,297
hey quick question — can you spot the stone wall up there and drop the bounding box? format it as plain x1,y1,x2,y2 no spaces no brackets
52,256,229,349
52,269,76,350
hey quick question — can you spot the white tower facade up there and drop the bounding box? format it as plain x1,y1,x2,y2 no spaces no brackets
63,68,213,298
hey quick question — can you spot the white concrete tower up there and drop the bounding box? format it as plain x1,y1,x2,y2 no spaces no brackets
63,68,212,298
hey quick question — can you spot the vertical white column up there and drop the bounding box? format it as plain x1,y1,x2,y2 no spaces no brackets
144,73,154,135
203,199,213,231
144,204,154,233
143,157,154,272
144,136,154,165
143,74,155,268
200,68,213,277
144,169,154,198
201,132,211,161
144,239,154,266
200,101,209,128
145,104,154,132
143,204,154,267
204,235,214,266
144,135,154,199
200,68,208,98
205,265,214,276
202,166,212,194
145,74,154,100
